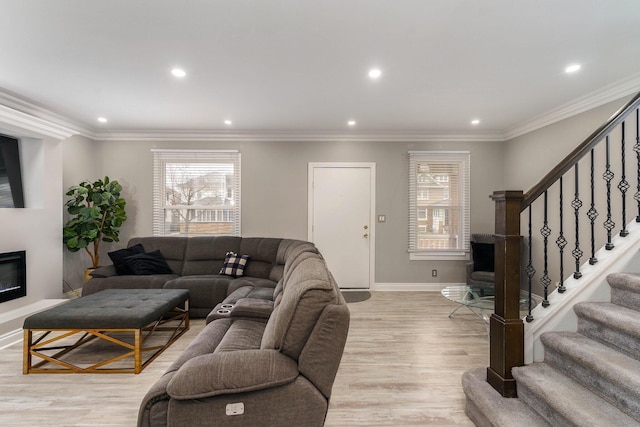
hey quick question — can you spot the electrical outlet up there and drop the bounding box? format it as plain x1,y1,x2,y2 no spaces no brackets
432,269,437,277
226,402,244,416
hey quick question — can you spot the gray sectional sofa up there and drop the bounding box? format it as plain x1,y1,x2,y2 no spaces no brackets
137,242,350,426
84,236,316,318
84,235,350,426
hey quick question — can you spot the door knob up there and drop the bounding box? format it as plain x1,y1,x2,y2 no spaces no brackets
364,225,369,230
363,233,369,238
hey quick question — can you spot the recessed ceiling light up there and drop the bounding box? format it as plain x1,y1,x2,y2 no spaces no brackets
368,68,382,79
97,117,107,123
565,64,581,74
347,120,356,126
171,68,187,78
224,120,232,125
471,119,480,125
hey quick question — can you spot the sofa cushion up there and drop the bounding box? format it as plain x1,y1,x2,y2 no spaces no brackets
215,319,266,353
180,236,241,276
124,250,173,275
271,240,318,282
227,286,275,302
219,252,250,277
239,238,282,279
128,236,188,276
261,253,337,359
163,276,231,310
89,264,116,278
227,277,278,295
81,274,179,296
108,243,145,275
167,350,298,400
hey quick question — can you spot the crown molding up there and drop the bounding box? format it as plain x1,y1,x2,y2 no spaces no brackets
504,72,640,141
0,90,94,140
0,104,79,140
93,129,504,142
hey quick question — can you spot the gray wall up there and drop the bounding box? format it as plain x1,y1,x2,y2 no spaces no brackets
90,138,504,288
503,95,635,294
503,97,632,190
62,135,98,291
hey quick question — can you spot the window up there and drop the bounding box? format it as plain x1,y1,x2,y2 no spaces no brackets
152,149,241,236
408,151,470,260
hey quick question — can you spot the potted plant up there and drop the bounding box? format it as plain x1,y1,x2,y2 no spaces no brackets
63,177,127,273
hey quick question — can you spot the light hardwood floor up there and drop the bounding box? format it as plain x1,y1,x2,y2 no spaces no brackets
0,292,488,426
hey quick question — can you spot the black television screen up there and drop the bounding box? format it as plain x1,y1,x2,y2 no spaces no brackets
0,135,25,208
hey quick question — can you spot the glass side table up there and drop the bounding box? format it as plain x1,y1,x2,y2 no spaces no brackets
440,285,540,323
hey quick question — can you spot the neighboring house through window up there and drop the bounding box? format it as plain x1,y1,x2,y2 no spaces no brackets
408,151,470,260
152,149,241,236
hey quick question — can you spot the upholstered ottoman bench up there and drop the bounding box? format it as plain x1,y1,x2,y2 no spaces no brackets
23,289,189,374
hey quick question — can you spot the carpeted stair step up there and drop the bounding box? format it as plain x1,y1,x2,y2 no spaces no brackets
575,301,640,361
461,367,550,427
608,272,640,312
541,331,640,421
512,363,640,426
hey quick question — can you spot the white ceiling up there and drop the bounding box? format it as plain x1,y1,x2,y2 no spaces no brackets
1,0,640,137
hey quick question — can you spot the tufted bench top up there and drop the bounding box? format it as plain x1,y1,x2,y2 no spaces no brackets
23,289,189,330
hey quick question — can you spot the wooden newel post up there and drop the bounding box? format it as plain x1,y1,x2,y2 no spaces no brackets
487,190,524,398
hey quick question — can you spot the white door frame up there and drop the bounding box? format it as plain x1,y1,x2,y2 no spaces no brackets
308,162,376,289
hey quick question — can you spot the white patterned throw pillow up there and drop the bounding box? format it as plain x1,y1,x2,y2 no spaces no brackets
219,252,250,277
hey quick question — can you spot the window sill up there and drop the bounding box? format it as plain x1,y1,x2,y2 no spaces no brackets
409,251,469,261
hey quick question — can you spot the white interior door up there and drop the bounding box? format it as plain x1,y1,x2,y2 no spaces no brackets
308,163,375,289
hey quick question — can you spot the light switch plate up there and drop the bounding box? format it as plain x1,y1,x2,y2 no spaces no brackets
378,214,386,223
226,402,244,416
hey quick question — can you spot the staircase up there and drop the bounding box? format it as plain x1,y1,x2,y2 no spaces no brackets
463,271,640,426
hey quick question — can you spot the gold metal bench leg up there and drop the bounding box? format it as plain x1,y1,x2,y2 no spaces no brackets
23,329,31,374
134,329,142,374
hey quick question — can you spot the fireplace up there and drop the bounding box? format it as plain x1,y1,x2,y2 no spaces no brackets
0,250,26,303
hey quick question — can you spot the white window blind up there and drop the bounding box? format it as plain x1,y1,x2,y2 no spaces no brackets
408,151,470,260
152,149,241,236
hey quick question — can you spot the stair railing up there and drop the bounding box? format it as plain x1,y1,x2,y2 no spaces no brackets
488,91,640,398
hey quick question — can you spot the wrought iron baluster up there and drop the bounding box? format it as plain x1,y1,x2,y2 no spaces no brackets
525,207,535,322
572,164,583,279
619,121,630,236
556,177,567,293
634,108,640,222
540,191,551,307
604,136,615,250
588,149,598,264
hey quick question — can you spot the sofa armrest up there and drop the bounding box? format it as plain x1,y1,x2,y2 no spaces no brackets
166,349,298,400
90,265,117,278
233,298,274,318
207,298,274,323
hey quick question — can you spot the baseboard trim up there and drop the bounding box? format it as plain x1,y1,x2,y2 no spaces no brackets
374,282,464,291
0,299,68,349
0,329,22,350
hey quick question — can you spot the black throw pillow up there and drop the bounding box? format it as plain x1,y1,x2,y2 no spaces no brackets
108,244,145,275
471,242,495,272
123,250,173,275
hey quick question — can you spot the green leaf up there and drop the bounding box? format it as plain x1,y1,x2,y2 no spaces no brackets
66,236,79,248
